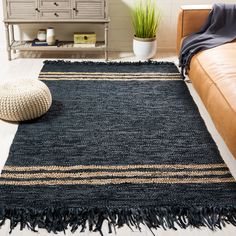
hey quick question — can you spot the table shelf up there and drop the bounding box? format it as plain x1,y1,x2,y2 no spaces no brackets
11,41,107,51
3,9,109,61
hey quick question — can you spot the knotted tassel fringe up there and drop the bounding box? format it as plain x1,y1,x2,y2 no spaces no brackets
0,206,236,235
43,60,176,66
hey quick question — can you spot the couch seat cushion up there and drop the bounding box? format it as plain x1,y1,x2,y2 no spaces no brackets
194,41,236,110
189,41,236,157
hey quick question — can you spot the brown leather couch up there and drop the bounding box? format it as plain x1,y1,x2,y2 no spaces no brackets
177,5,236,158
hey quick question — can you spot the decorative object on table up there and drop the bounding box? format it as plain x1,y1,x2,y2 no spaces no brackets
46,27,56,46
0,79,52,121
73,32,96,48
74,32,96,44
132,0,161,59
37,29,47,41
32,39,60,47
0,61,235,234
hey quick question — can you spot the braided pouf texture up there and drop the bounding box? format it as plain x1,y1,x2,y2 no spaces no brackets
0,79,52,121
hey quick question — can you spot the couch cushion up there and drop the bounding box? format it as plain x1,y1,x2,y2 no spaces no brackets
189,41,236,157
194,41,236,109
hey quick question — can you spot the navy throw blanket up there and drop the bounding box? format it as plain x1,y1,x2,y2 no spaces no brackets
179,3,236,78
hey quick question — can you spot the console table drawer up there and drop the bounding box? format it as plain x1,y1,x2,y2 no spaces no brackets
39,0,70,9
7,0,37,19
39,10,71,19
74,0,105,19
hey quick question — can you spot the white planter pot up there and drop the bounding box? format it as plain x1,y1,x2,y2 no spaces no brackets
133,37,157,60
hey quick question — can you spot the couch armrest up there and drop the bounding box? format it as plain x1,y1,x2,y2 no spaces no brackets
176,5,212,55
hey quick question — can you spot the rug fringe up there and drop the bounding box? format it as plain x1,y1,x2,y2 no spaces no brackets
0,206,236,234
43,60,176,66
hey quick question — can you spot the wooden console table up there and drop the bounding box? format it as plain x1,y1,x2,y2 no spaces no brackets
2,0,110,61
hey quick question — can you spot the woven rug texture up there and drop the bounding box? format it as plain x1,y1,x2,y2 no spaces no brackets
0,61,235,234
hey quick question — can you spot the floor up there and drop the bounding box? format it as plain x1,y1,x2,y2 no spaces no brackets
0,50,235,236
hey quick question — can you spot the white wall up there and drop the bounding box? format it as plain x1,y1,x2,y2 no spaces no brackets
0,0,236,52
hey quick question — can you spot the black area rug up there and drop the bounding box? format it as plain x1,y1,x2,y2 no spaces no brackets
0,61,235,234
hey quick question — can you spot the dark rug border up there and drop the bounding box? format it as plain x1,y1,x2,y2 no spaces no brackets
43,60,176,66
0,205,236,234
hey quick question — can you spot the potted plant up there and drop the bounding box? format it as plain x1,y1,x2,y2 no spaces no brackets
132,0,161,59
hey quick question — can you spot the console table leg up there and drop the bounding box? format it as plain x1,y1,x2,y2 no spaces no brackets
10,25,16,54
105,50,108,62
5,23,11,61
105,23,108,61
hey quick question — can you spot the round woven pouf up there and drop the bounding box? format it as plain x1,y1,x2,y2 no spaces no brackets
0,79,52,121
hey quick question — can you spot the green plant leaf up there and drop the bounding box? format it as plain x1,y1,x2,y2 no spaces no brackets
132,0,161,38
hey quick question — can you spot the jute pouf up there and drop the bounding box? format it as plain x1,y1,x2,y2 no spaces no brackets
0,79,52,121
